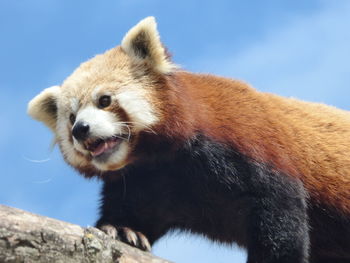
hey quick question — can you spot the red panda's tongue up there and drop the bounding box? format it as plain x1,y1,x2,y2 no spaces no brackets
91,141,108,157
91,138,119,157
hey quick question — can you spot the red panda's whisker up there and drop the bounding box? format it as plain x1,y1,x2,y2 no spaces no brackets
113,134,129,141
118,123,132,141
118,121,157,135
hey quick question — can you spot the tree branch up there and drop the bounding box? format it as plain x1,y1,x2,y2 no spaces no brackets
0,205,171,263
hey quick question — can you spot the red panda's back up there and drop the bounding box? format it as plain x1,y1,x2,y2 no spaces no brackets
174,72,350,214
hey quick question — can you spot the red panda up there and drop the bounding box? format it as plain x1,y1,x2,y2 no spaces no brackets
28,17,350,263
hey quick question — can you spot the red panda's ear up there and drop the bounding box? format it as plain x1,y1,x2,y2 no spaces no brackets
27,86,61,132
121,17,177,74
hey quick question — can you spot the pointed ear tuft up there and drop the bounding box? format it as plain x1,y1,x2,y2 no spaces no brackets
27,86,61,132
121,17,177,74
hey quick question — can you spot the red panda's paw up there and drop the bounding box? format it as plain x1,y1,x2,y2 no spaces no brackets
99,224,151,252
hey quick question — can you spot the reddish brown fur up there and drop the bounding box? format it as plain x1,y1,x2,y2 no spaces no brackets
152,71,350,215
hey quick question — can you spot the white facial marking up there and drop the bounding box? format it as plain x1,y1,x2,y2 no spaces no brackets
76,106,118,138
116,90,158,129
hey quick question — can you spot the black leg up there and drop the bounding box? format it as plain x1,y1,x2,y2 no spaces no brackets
246,167,310,263
247,202,309,263
95,177,170,251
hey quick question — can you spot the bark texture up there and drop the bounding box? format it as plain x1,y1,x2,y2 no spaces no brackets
0,205,171,263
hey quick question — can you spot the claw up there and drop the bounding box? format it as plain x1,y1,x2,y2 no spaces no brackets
100,224,117,239
137,231,151,252
123,227,138,246
99,224,151,251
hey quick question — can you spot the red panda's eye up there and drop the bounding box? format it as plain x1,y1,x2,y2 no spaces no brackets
69,113,76,125
98,95,112,108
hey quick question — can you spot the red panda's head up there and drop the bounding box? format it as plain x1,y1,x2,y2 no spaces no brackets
27,17,179,176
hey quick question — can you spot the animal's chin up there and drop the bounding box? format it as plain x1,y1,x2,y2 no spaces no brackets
91,140,129,172
71,135,130,172
92,143,122,164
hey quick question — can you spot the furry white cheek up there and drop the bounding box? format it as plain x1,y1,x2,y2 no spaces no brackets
115,90,158,130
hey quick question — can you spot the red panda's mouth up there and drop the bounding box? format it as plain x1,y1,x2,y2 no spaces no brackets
84,136,123,157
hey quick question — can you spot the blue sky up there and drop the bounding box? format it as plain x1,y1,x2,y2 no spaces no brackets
1,1,349,262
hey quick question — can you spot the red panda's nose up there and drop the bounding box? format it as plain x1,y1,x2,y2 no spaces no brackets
72,121,90,141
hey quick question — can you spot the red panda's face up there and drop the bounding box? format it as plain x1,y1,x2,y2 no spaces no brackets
27,17,177,176
54,49,161,173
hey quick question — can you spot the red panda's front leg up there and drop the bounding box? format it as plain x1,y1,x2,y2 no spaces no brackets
95,179,154,251
95,176,170,252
